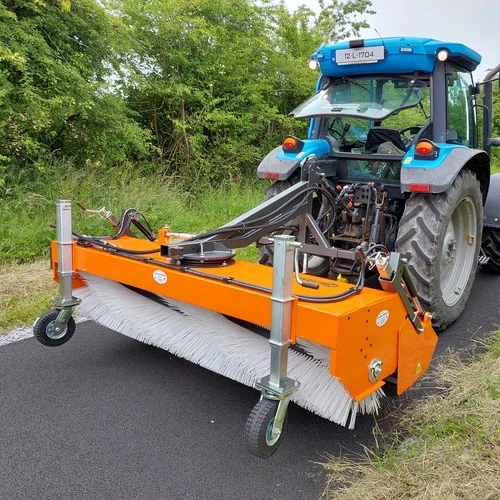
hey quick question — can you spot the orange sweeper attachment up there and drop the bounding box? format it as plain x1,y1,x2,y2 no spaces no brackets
35,188,437,459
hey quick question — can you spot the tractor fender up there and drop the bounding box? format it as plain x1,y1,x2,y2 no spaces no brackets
484,173,500,228
257,140,330,181
257,146,301,181
401,146,490,197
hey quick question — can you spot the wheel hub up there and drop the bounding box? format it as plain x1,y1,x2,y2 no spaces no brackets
439,197,477,307
46,320,68,340
446,241,456,262
265,418,281,447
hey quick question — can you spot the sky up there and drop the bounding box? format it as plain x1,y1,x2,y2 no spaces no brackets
284,0,500,80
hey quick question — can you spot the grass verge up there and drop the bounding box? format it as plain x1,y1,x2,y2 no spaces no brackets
321,331,500,499
0,260,57,334
0,161,265,264
0,165,263,332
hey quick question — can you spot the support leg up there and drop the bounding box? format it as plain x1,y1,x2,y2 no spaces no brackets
33,200,80,347
245,235,300,458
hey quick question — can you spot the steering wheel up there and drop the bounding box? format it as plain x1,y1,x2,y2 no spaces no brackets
400,125,423,146
327,126,344,141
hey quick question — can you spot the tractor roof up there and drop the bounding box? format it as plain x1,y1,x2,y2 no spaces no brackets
313,37,481,76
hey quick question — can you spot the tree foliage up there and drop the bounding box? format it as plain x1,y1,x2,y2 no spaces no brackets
0,0,374,186
111,0,374,181
0,0,150,181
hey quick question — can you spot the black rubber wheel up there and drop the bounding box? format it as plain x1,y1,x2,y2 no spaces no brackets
481,227,500,272
244,399,287,459
33,310,75,347
257,180,329,276
395,170,483,330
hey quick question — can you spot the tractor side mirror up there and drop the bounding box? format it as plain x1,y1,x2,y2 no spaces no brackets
489,138,500,147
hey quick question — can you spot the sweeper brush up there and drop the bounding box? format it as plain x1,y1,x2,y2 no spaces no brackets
35,197,438,458
75,274,384,428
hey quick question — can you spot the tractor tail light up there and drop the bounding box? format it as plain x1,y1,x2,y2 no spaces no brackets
409,183,431,193
263,172,279,180
415,141,434,155
415,140,440,160
282,136,304,154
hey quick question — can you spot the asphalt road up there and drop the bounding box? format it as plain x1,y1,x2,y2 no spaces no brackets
1,270,499,500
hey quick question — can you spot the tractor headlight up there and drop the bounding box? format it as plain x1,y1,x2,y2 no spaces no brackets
437,49,449,62
308,58,319,70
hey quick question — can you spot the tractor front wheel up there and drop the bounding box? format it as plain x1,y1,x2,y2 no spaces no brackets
396,170,482,330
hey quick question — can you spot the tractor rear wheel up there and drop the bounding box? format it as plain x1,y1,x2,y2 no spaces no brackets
257,179,329,276
481,227,500,272
395,170,482,330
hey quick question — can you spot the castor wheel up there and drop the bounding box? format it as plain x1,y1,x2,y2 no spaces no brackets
244,399,288,458
33,309,75,347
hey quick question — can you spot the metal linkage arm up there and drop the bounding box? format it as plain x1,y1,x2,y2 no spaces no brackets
161,180,311,261
375,252,425,332
200,181,310,248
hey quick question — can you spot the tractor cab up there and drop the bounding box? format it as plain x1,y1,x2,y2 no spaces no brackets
292,73,430,181
258,37,485,191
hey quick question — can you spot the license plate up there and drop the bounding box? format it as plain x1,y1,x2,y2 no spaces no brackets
336,46,385,65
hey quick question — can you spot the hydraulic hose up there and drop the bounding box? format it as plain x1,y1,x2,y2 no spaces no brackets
74,232,161,255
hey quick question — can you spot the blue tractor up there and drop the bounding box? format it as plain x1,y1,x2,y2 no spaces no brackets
256,37,500,330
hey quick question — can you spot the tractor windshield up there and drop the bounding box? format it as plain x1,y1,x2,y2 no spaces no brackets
291,76,428,120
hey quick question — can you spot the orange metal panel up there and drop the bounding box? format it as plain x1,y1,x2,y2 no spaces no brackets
330,294,405,400
397,314,437,395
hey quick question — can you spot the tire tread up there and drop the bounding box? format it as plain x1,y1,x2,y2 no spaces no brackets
396,170,482,330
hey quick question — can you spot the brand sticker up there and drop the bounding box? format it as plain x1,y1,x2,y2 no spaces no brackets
153,270,167,284
404,157,413,164
376,310,389,327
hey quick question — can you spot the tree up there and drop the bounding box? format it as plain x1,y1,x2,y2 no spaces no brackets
316,0,375,44
110,0,374,182
0,0,150,186
0,0,375,186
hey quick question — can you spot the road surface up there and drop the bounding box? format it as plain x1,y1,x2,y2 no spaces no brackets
0,270,498,499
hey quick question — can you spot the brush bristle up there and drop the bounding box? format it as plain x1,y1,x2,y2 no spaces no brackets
75,274,383,428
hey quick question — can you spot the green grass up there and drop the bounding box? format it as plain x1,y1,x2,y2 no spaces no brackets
0,161,265,332
0,161,266,264
321,331,500,499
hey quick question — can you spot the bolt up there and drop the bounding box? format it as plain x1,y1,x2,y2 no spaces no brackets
368,358,383,382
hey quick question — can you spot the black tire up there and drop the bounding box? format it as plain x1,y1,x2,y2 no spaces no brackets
33,309,75,347
257,180,329,276
244,399,287,459
481,227,500,272
395,170,483,330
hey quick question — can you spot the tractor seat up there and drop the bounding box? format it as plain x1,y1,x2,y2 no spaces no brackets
365,127,407,153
